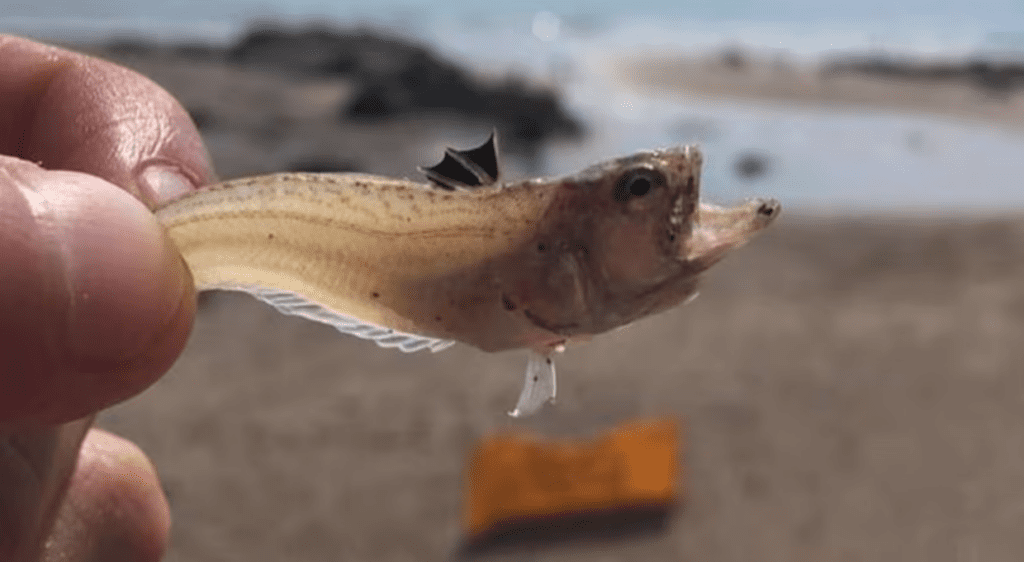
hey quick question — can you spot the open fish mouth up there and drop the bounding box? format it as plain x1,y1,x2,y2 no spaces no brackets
680,197,781,267
755,199,781,222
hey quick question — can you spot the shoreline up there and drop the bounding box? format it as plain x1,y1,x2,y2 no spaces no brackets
58,27,1024,562
62,27,1024,214
616,49,1024,132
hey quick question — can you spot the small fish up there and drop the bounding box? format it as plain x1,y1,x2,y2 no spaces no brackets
155,133,779,416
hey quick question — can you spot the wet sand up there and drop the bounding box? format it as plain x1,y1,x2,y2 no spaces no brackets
618,51,1024,131
88,38,1024,561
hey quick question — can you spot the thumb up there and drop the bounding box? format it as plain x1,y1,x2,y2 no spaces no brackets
0,157,195,423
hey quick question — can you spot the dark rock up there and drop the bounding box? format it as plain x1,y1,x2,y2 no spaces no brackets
226,26,435,80
822,52,1024,95
734,152,770,180
344,72,582,153
227,26,350,73
223,25,584,153
172,43,224,62
965,59,1024,92
104,37,158,57
347,85,405,119
721,46,747,71
96,24,585,156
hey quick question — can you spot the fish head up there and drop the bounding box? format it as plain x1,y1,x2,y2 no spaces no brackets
510,145,779,344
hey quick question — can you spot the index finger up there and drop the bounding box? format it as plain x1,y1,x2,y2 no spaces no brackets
0,35,216,205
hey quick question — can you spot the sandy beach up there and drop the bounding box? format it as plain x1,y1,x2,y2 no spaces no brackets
618,49,1024,131
81,30,1024,561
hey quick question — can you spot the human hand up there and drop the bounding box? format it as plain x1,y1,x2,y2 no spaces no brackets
0,35,215,561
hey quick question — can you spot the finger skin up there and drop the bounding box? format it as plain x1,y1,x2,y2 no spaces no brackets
0,35,215,205
41,428,171,562
0,158,196,423
0,35,207,561
0,419,93,562
0,35,215,423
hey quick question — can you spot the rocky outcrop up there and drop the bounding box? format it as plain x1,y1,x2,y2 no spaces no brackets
823,53,1024,95
226,26,584,152
99,26,584,155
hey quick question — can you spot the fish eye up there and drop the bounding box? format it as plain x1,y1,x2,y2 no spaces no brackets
614,168,666,202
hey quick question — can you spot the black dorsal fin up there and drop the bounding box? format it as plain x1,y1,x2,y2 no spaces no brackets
454,131,500,184
420,131,501,190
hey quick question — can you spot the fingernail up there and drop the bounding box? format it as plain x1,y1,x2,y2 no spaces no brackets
137,163,194,206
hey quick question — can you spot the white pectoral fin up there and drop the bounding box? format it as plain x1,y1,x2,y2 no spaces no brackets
226,286,455,353
508,352,557,418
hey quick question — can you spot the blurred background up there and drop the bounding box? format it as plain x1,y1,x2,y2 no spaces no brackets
7,1,1024,560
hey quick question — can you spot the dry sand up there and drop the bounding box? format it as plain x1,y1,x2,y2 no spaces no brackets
91,46,1024,561
99,214,1024,562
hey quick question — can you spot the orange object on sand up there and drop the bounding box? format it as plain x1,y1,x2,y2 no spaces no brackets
464,418,681,537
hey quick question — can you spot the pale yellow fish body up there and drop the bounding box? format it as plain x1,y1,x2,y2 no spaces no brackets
155,139,779,415
156,172,560,353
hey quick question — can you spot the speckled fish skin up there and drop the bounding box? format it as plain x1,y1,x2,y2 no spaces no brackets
155,145,779,356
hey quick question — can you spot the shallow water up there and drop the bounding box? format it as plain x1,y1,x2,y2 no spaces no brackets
550,84,1024,213
6,3,1024,212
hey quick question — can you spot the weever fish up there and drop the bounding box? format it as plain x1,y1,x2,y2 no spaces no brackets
154,133,779,416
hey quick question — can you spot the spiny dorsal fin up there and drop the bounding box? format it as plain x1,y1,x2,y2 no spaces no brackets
420,130,501,190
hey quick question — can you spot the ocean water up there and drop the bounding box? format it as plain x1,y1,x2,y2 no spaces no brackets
3,0,1024,211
